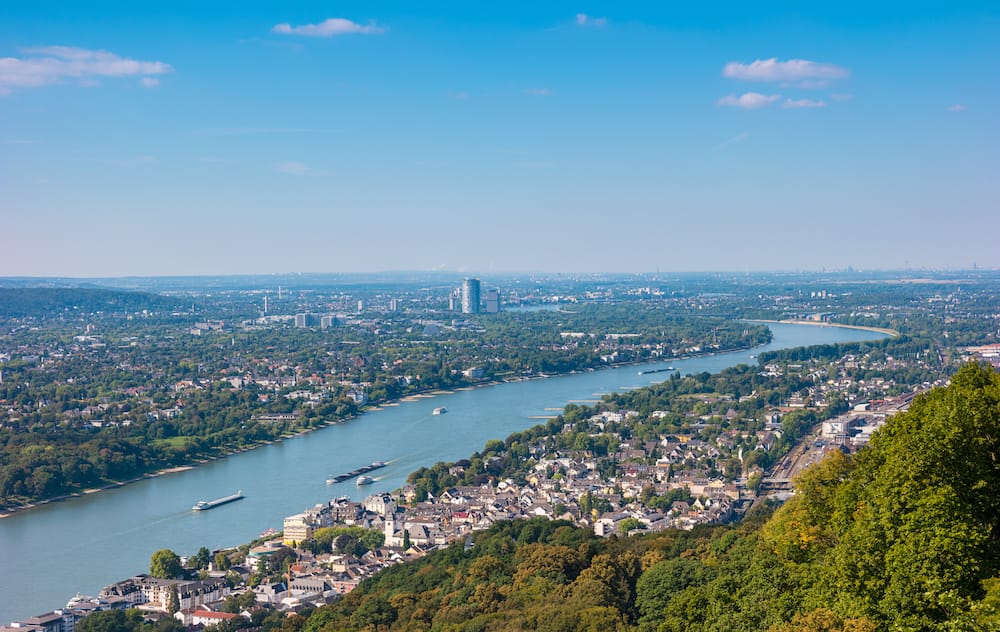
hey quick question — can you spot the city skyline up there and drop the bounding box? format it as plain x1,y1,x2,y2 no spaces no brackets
2,2,998,277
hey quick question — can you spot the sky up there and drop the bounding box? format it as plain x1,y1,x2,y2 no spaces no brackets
1,1,998,277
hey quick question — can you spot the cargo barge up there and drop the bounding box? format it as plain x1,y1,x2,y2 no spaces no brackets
637,367,675,375
192,491,244,511
326,461,386,485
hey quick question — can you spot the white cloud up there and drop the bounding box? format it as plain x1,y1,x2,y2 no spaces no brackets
452,91,471,100
948,104,967,112
140,77,160,88
274,161,324,176
0,46,172,94
723,58,849,83
717,92,780,109
271,18,384,37
831,93,854,101
525,88,554,96
575,13,608,26
782,98,827,109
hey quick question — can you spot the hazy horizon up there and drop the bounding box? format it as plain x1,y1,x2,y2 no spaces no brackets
2,267,998,287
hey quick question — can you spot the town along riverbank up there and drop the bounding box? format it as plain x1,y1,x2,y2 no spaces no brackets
0,322,890,625
0,332,770,520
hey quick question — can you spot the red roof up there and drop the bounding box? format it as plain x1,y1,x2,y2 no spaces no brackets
193,611,241,620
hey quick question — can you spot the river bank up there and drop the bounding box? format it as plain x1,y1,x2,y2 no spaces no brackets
0,466,197,519
0,335,768,519
0,322,893,625
0,416,365,519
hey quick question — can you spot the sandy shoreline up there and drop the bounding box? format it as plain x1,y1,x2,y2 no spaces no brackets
748,319,899,337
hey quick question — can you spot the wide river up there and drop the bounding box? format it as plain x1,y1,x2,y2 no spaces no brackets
0,323,888,623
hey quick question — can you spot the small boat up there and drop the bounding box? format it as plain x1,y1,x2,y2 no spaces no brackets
356,475,375,486
432,407,447,415
193,491,244,511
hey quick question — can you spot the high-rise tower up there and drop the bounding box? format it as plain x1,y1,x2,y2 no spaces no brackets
461,278,481,314
484,288,501,313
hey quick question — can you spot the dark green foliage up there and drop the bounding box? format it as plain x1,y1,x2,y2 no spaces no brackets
351,596,397,629
76,610,140,632
221,590,257,613
187,546,211,570
166,585,179,615
76,610,185,632
0,288,183,319
635,558,716,630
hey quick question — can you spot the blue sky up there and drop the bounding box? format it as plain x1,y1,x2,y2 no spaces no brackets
2,2,998,276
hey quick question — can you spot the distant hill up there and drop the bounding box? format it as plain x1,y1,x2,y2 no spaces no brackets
0,287,185,319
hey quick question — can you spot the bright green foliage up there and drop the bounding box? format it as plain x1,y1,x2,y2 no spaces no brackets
820,363,1000,625
149,548,183,579
214,551,233,570
309,526,384,556
618,517,646,536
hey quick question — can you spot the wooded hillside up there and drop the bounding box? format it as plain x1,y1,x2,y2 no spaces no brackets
285,363,999,631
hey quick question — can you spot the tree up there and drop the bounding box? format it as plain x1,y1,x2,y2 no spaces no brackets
214,551,232,571
821,364,1000,625
150,548,183,579
222,590,257,613
618,517,645,536
149,618,186,632
769,608,876,631
167,584,180,615
188,546,211,570
351,595,397,630
636,558,716,629
76,610,137,632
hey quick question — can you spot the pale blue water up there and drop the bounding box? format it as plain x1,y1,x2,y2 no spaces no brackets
0,323,887,622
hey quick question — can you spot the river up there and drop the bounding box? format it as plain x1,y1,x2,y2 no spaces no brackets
0,322,888,623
